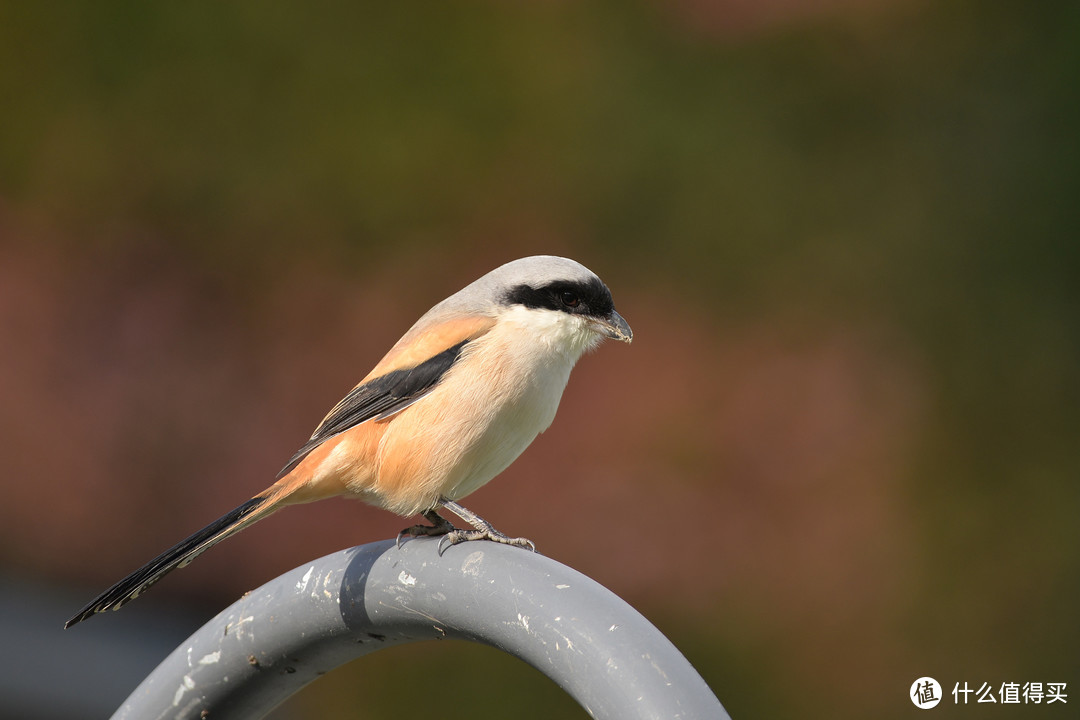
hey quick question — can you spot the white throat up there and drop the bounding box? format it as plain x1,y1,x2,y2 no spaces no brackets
432,305,602,501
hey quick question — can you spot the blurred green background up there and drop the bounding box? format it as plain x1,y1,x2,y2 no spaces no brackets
1,0,1077,718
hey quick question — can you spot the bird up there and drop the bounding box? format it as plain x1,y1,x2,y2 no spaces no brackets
65,255,632,628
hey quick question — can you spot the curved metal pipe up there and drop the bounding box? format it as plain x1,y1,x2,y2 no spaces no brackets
113,539,727,719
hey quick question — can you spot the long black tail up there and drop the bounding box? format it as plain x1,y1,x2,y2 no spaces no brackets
65,496,269,628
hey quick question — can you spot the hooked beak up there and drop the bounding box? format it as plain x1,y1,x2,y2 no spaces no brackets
591,309,633,343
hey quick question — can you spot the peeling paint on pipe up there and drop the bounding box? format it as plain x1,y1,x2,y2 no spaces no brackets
112,539,727,720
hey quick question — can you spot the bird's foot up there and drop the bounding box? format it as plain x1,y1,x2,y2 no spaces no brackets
433,497,538,555
396,509,455,549
437,528,536,556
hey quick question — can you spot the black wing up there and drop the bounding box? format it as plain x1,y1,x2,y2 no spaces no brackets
276,339,469,478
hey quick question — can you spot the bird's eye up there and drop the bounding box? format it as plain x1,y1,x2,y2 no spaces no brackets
560,291,580,308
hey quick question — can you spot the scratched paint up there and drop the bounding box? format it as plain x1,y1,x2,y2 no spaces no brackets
198,651,221,665
461,550,484,576
172,674,196,706
321,570,336,599
295,565,315,592
232,614,256,642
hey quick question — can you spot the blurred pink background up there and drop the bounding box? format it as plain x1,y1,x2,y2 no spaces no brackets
2,1,1077,717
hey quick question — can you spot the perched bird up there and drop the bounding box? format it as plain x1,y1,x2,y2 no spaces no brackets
66,255,632,628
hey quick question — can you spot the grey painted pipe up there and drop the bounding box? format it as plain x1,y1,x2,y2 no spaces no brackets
113,538,728,719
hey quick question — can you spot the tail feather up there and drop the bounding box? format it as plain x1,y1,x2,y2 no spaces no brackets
65,496,271,628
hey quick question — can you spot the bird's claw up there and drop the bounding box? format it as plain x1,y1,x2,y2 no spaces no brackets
396,521,454,549
436,529,537,556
